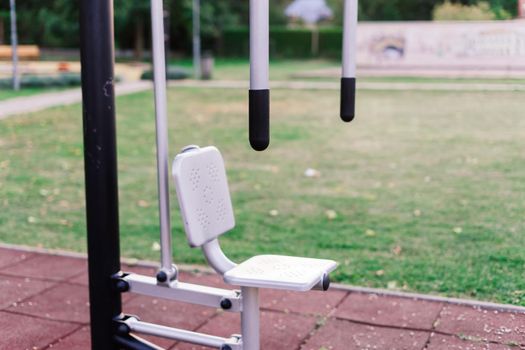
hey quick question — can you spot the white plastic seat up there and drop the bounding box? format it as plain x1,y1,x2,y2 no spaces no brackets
172,145,337,292
224,255,337,291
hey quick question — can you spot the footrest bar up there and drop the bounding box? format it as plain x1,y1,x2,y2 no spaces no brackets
124,317,242,350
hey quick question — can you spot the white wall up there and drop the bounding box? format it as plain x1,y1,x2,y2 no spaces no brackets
356,20,525,71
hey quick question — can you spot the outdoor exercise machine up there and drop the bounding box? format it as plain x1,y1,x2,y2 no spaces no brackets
79,0,357,349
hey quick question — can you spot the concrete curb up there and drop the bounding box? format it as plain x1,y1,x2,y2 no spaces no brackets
332,284,525,314
2,242,524,314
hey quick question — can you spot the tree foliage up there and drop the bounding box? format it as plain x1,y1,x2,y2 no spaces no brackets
0,0,518,52
433,1,512,20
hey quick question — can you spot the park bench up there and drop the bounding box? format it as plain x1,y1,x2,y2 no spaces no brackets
0,45,40,60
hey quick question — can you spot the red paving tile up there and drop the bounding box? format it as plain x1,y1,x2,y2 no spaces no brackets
435,305,525,345
0,247,34,269
123,295,217,330
47,326,173,350
174,310,318,350
7,283,90,323
0,275,56,309
0,253,86,282
123,295,218,349
180,270,230,289
301,318,430,350
70,264,156,286
46,326,91,350
0,311,78,350
426,333,513,350
69,273,90,286
260,288,348,317
335,292,443,330
1,248,524,350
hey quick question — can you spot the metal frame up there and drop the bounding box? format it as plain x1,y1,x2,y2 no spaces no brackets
79,0,123,348
119,317,242,349
151,0,177,282
80,0,356,349
122,273,242,312
240,287,259,350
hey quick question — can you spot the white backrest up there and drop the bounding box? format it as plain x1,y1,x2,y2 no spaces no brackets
172,146,235,247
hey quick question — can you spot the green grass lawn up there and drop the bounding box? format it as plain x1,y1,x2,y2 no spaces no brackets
1,87,524,305
170,58,339,81
170,58,525,85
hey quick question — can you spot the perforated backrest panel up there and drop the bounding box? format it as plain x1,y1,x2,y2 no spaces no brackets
172,146,235,247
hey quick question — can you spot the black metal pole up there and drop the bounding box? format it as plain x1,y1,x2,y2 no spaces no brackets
79,1,122,349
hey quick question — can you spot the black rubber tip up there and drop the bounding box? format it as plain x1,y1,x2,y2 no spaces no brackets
156,270,168,283
115,280,130,293
220,298,233,310
116,323,131,336
322,274,331,291
340,77,356,122
249,89,270,151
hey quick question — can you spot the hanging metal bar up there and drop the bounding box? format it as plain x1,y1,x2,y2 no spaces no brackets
249,0,270,151
341,0,358,122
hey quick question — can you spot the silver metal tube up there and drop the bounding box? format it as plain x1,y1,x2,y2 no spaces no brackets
342,0,358,78
241,287,260,350
202,239,237,275
192,0,202,79
250,0,269,90
150,0,174,272
125,273,242,312
127,318,227,348
9,0,19,91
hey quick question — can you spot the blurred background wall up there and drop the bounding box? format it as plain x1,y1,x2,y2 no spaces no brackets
0,0,521,56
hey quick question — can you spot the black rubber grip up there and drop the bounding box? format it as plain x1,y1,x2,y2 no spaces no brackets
340,77,356,122
249,89,270,151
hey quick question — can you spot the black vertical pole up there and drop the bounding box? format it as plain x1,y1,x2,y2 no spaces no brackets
79,1,122,349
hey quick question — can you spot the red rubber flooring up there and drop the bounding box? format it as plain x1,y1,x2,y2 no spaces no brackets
0,247,524,350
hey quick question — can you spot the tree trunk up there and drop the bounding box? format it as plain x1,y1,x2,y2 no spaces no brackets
134,18,144,60
0,17,4,45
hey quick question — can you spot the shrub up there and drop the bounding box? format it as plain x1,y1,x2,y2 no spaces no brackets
221,26,343,59
140,67,190,80
433,1,511,21
0,73,82,89
271,27,314,58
